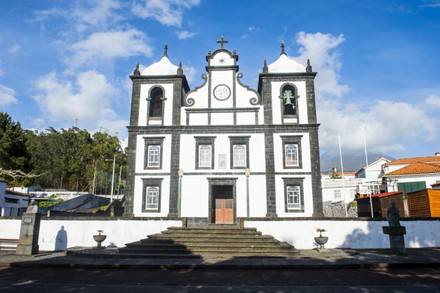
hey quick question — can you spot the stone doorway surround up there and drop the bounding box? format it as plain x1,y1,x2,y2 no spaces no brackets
207,178,237,225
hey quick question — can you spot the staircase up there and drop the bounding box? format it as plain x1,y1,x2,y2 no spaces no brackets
118,226,299,260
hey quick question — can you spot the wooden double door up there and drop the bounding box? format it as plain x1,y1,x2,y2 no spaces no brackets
212,185,234,224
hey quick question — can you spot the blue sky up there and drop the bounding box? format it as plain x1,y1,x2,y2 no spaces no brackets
1,0,439,160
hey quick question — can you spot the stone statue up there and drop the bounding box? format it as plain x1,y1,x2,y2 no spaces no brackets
386,201,400,227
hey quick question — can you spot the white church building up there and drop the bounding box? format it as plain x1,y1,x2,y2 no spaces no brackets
123,38,323,225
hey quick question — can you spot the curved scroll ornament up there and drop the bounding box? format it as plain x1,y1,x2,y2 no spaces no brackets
236,72,261,105
184,74,208,107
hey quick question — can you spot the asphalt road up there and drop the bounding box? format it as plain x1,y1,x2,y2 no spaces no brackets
1,266,440,292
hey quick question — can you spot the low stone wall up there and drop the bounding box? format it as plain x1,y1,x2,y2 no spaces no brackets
245,218,440,249
1,217,439,251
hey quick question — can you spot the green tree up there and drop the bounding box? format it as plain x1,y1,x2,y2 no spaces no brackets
0,112,31,184
26,127,126,193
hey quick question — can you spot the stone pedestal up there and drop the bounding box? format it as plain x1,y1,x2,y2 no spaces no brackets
382,226,406,254
16,206,41,256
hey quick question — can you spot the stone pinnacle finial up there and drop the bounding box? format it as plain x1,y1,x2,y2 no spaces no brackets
133,63,140,76
177,62,183,75
163,44,168,57
306,59,313,73
263,59,268,73
280,40,286,55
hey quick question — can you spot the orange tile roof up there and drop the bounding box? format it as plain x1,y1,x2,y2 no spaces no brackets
388,155,440,165
385,162,440,176
356,191,402,200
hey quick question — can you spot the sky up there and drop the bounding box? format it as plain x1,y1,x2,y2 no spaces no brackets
0,0,440,161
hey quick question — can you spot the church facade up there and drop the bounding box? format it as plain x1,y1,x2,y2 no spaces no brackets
124,38,323,225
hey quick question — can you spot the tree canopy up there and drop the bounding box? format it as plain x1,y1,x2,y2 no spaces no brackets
0,111,126,193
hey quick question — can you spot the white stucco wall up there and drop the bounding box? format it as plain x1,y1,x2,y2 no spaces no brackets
2,218,439,251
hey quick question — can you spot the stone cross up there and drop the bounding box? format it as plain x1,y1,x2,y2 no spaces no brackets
216,36,228,49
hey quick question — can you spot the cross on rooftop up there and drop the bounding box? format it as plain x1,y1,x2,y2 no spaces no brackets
216,36,228,49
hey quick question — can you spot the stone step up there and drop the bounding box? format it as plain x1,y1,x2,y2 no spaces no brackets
120,226,298,259
147,234,275,242
125,241,291,250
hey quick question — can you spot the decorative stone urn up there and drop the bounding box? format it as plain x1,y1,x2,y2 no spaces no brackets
315,228,328,249
314,236,329,249
93,230,106,249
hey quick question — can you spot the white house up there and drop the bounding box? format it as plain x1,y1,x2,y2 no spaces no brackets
0,181,30,217
383,153,440,194
123,38,323,225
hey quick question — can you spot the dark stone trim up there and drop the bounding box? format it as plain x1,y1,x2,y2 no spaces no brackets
130,75,190,92
310,128,323,216
143,136,165,169
205,65,239,71
168,133,181,216
185,107,259,113
127,123,320,134
264,131,277,217
282,177,305,213
122,130,137,218
141,178,163,213
306,78,317,124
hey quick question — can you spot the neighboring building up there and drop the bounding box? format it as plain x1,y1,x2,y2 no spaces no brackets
383,154,440,195
124,39,323,224
0,181,30,217
321,157,390,205
355,191,404,218
407,189,440,217
321,170,359,204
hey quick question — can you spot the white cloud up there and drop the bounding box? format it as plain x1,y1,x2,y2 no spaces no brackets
0,84,18,106
72,0,123,32
318,99,437,155
294,32,349,98
8,44,21,54
182,65,197,85
69,29,153,68
132,0,200,27
425,94,440,109
241,26,260,39
291,32,438,155
176,30,195,40
33,71,118,127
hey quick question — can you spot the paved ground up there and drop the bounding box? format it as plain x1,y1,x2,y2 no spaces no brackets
0,248,439,292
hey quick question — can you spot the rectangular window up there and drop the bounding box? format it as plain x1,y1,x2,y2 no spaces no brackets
199,145,212,168
144,137,165,169
287,186,301,210
281,135,302,169
285,144,299,167
142,178,163,213
147,145,160,167
145,186,159,210
334,190,342,200
233,145,247,167
229,136,250,169
195,136,216,169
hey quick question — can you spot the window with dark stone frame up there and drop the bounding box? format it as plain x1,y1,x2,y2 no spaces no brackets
283,177,305,213
281,135,302,169
144,137,165,169
195,136,216,169
142,178,163,212
229,136,250,169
